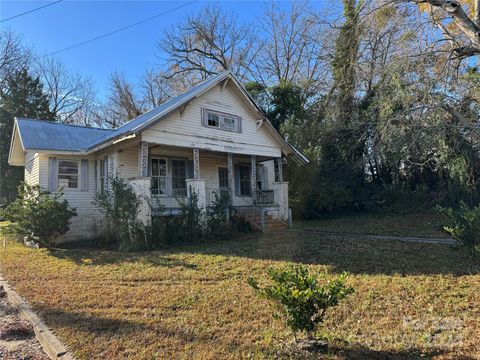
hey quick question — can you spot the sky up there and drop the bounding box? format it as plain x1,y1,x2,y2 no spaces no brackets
0,1,331,101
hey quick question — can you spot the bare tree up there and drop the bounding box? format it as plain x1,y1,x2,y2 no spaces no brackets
36,56,96,124
408,0,480,58
254,1,331,93
100,72,144,129
160,4,257,84
140,69,172,108
0,30,30,88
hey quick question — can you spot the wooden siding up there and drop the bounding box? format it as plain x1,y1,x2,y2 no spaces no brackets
24,152,39,186
142,82,282,158
38,153,100,242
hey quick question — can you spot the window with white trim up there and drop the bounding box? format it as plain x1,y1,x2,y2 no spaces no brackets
151,158,167,195
203,109,241,132
58,160,79,189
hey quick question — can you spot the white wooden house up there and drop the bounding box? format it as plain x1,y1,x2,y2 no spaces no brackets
8,71,308,242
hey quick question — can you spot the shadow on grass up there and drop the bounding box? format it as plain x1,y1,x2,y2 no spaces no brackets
178,232,480,276
47,248,197,269
324,343,472,360
34,305,253,356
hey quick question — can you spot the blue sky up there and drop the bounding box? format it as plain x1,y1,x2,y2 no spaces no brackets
0,1,331,100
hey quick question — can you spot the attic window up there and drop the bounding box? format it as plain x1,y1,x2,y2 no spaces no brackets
203,109,241,133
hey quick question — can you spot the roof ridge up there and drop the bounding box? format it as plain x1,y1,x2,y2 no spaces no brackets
16,118,113,131
112,71,230,133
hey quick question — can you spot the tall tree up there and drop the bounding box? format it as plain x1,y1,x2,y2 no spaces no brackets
160,4,256,84
0,30,30,89
36,56,96,125
100,72,144,129
0,69,53,202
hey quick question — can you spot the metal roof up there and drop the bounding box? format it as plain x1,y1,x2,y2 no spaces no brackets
15,118,113,152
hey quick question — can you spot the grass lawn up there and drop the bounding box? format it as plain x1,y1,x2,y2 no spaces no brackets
0,232,479,359
295,211,447,238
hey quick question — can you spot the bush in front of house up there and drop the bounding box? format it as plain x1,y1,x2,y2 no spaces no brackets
248,265,354,344
1,183,77,247
94,176,145,251
436,202,480,257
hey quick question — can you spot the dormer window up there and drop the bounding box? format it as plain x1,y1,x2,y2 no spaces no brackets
203,109,241,133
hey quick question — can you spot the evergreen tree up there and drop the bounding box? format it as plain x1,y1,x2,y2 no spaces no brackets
0,68,53,202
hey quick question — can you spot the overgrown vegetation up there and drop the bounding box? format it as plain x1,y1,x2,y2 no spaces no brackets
1,183,76,247
93,177,144,252
437,203,480,257
248,265,354,342
96,183,251,251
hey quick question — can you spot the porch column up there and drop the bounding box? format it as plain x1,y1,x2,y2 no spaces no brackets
188,147,206,216
273,182,289,221
277,157,283,182
193,148,200,179
227,152,234,202
138,141,149,177
129,178,151,226
251,155,257,201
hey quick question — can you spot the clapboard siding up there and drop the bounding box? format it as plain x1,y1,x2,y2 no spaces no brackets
142,82,282,158
38,153,100,242
24,152,39,186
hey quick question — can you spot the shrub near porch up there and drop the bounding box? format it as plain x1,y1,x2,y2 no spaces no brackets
0,232,479,359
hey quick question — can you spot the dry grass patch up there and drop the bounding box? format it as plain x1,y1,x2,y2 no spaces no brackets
0,232,479,359
296,211,447,238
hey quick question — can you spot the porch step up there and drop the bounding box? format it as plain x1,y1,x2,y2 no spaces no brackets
234,210,288,233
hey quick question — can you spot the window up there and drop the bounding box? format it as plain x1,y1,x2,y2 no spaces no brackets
203,109,241,132
238,165,251,196
58,160,79,189
171,159,187,196
207,113,220,127
218,167,228,189
151,158,167,195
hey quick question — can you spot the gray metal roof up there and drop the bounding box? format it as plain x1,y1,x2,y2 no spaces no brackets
15,118,113,152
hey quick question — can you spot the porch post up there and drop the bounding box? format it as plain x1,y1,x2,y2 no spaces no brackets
138,141,149,177
251,155,257,201
193,148,200,179
188,147,206,216
277,157,283,182
227,152,234,202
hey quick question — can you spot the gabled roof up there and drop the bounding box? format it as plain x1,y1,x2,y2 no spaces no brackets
11,71,309,164
85,71,232,151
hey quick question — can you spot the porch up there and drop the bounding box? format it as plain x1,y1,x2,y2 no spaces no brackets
122,142,289,229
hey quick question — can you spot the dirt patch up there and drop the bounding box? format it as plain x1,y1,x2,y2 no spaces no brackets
0,286,48,360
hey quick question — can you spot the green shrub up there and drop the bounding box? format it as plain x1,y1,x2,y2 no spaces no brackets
436,202,480,256
94,177,144,251
177,192,204,242
207,190,231,240
1,183,77,247
248,265,354,341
